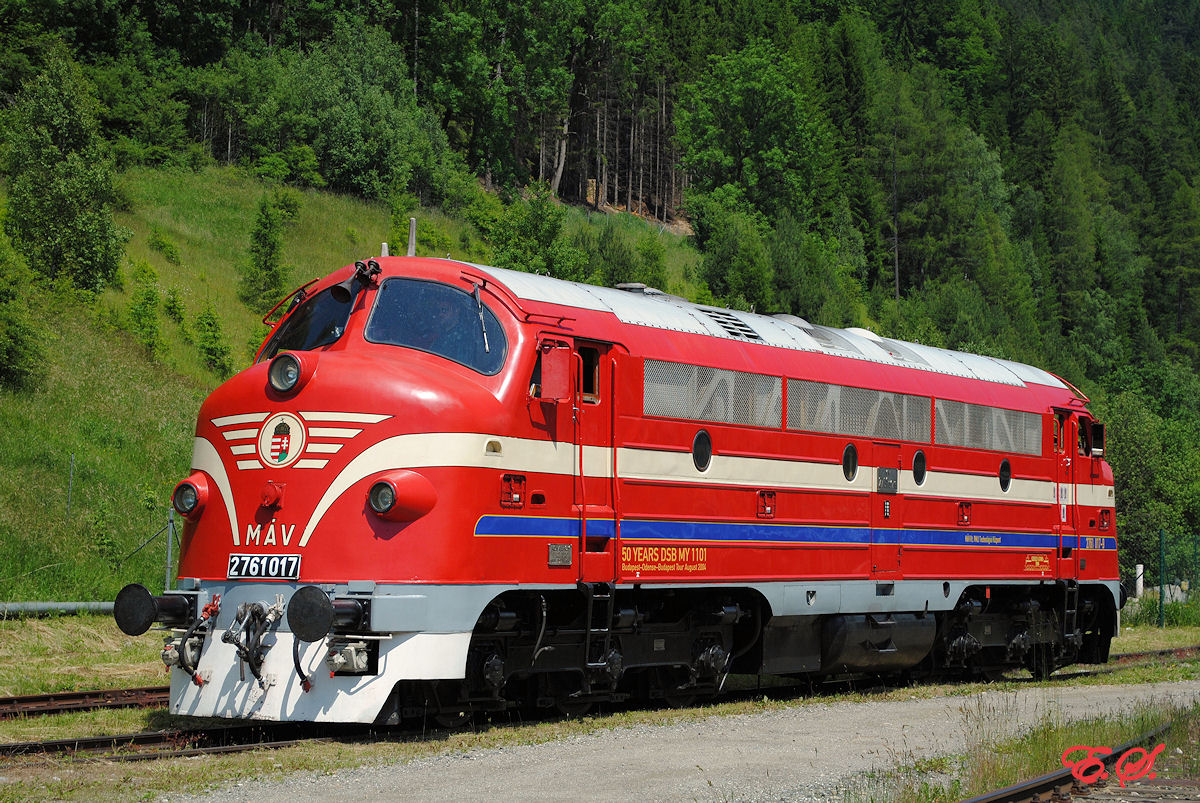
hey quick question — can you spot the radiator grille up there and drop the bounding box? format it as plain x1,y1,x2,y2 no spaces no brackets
787,378,931,442
934,399,1042,454
644,359,781,427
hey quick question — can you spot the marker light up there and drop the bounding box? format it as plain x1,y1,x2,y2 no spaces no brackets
268,352,302,393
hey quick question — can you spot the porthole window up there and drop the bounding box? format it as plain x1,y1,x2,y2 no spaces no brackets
692,430,712,472
999,458,1012,492
913,450,927,486
842,443,858,481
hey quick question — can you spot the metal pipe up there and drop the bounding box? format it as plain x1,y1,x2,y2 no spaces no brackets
165,508,175,593
407,217,417,256
0,601,115,617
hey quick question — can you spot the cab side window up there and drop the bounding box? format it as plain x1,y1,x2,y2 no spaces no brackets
1077,418,1092,456
580,346,600,403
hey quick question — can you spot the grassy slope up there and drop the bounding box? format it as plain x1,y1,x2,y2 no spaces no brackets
117,166,393,373
0,166,700,602
0,301,206,600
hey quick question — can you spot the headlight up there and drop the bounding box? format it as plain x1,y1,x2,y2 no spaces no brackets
172,476,208,520
173,483,198,514
369,481,396,514
268,352,302,393
367,471,437,522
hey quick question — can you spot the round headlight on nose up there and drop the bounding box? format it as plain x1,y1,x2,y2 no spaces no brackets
369,481,396,514
268,352,302,393
172,475,208,520
366,471,437,522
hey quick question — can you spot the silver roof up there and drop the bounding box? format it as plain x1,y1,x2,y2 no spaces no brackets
470,263,1066,390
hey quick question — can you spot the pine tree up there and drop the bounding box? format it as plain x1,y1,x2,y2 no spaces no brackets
195,303,233,378
237,195,288,313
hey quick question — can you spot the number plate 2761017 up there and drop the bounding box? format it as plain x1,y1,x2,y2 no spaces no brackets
227,553,301,580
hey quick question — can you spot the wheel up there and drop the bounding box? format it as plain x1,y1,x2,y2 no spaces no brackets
1026,644,1054,680
554,696,593,718
548,673,593,718
432,709,472,730
654,667,697,709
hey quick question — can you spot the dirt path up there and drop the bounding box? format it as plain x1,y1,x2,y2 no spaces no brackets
190,680,1200,802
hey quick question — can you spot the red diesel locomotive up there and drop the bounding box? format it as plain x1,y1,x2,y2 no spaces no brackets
115,255,1122,723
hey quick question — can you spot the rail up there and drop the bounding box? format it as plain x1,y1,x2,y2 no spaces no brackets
0,686,169,719
961,722,1171,803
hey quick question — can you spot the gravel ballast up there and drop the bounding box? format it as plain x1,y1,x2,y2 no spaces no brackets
188,679,1200,802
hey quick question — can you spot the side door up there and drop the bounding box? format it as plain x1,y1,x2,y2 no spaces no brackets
573,340,618,583
871,442,902,578
1053,410,1079,579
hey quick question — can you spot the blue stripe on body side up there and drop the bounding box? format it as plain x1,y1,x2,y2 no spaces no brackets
475,515,615,539
473,515,1116,551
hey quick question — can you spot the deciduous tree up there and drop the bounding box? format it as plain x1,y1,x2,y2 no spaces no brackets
4,45,124,292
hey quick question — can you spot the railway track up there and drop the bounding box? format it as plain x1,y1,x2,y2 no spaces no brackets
0,686,169,719
962,723,1174,803
2,644,1192,721
0,645,1193,762
0,722,374,762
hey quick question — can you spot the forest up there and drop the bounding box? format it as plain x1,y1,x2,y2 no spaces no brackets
1,0,1199,583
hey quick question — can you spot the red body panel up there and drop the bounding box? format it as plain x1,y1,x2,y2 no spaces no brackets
175,257,1118,596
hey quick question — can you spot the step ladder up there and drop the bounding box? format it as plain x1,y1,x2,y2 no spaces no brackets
580,582,615,690
1062,580,1081,649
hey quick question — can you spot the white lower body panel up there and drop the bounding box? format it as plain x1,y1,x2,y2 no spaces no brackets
170,629,472,723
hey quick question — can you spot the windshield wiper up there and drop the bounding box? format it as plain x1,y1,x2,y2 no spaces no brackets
473,285,490,353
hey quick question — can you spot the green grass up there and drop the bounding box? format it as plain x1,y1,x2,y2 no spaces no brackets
846,701,1200,802
115,166,393,375
0,298,207,601
1112,624,1200,653
0,614,164,697
1122,592,1200,627
560,204,703,297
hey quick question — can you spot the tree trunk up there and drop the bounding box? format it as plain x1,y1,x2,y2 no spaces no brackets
627,113,634,212
613,109,620,210
892,123,900,302
550,114,569,196
597,104,604,207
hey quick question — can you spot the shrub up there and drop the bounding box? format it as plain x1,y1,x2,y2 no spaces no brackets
237,195,290,313
163,287,185,323
0,304,46,391
195,303,233,377
147,224,181,265
126,259,161,355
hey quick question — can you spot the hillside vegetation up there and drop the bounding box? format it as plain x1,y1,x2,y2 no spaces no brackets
2,0,1200,597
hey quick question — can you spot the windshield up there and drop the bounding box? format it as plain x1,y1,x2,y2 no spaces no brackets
258,288,354,361
364,278,508,375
